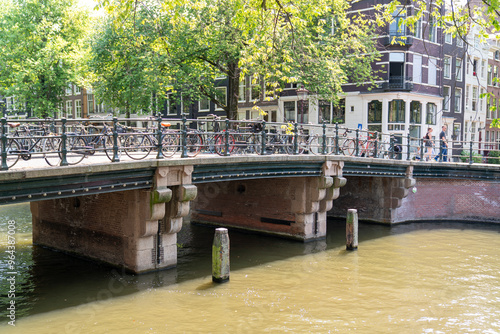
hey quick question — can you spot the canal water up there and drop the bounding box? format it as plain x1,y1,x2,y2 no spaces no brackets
1,203,499,333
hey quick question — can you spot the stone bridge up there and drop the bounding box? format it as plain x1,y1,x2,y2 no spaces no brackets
1,155,498,273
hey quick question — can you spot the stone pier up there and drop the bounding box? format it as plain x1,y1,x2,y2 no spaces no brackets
191,161,345,241
31,165,197,273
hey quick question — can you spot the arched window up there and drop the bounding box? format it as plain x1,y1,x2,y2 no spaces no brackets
410,101,421,123
426,103,436,125
388,99,405,123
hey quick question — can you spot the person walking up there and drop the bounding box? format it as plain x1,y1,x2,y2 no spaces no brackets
423,127,433,161
435,124,448,162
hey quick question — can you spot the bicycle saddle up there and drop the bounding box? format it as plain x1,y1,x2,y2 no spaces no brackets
7,123,21,128
161,122,171,127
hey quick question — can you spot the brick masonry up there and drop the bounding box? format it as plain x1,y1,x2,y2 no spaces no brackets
329,176,500,224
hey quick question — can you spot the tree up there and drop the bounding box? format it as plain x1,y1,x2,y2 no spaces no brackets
88,8,167,117
99,0,381,120
0,0,91,118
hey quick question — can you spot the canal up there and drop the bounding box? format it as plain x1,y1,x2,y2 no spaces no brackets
1,203,499,333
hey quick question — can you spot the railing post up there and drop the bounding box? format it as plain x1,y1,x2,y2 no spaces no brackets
373,131,378,158
406,133,411,160
335,122,339,155
61,118,68,166
1,118,8,170
112,117,120,162
293,122,298,155
469,140,473,165
260,121,267,155
322,121,327,155
420,137,424,162
355,128,359,157
156,114,164,160
181,114,188,158
224,119,230,156
389,134,395,160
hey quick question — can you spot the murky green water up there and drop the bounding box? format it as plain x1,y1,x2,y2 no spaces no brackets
1,203,499,333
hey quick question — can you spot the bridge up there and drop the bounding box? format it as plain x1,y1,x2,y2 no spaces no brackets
1,118,499,273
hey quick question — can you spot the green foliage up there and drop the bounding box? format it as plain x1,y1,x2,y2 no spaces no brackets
487,150,500,164
0,0,90,117
97,0,381,119
460,150,483,163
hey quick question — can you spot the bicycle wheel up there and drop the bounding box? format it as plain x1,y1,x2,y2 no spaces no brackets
123,134,152,160
4,139,21,168
103,134,122,161
162,132,179,158
64,136,87,165
309,135,336,155
364,141,377,158
185,132,203,157
214,133,235,156
253,135,266,155
43,137,61,166
342,139,356,156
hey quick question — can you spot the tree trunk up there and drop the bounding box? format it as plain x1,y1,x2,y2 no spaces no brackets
227,61,240,120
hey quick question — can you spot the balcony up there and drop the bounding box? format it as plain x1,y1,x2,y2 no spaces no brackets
379,76,413,91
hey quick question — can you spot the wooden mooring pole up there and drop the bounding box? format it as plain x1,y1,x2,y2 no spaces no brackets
212,228,230,283
346,209,358,250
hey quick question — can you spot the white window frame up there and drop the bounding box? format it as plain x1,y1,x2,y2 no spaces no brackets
443,86,450,111
66,85,73,96
456,58,463,81
215,87,227,111
455,88,462,113
444,56,452,79
74,86,82,95
238,77,246,102
472,86,478,111
199,97,210,112
65,100,73,118
166,93,177,116
445,32,452,44
75,100,82,118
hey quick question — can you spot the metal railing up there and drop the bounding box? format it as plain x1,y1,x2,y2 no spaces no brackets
1,116,499,170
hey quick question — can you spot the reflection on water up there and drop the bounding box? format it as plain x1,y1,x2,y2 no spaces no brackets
1,203,499,333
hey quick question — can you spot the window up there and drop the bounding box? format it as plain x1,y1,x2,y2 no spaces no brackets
473,58,478,76
199,97,210,112
453,123,461,141
457,36,464,47
74,86,82,95
494,66,498,86
414,17,422,39
445,32,452,44
474,35,479,48
215,87,227,110
250,78,261,101
66,85,73,96
65,100,73,118
388,99,405,123
410,101,421,123
481,60,486,79
480,88,485,113
444,56,451,79
426,103,436,125
488,65,493,85
429,15,437,43
443,86,450,111
389,6,406,37
284,101,296,122
472,86,478,111
87,94,94,114
496,50,500,60
75,100,82,118
487,97,493,119
297,99,309,123
368,100,382,123
454,88,462,113
456,58,462,81
238,77,246,102
428,58,437,85
331,99,345,124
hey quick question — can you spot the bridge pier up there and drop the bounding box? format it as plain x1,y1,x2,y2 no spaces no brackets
191,161,345,241
30,166,196,273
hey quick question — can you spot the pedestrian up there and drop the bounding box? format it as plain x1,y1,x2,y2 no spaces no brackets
435,124,448,162
423,127,433,161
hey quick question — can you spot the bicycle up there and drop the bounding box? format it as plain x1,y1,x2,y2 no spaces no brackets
5,122,60,167
342,130,378,157
206,114,235,156
123,120,179,160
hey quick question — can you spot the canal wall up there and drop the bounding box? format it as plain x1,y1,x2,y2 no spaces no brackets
329,176,500,224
